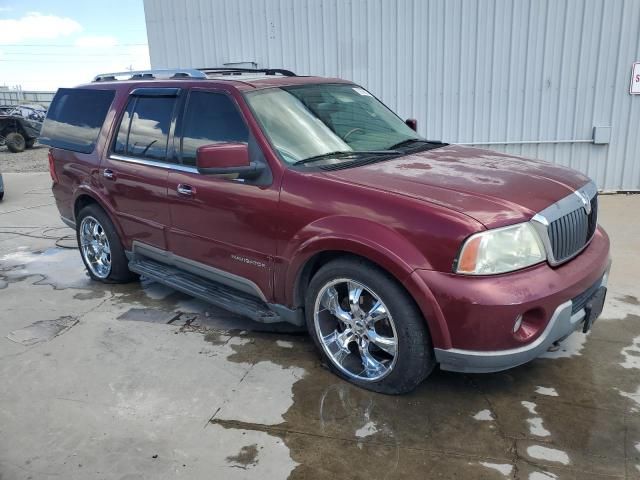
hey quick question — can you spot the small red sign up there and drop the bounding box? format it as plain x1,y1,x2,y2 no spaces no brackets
631,62,640,94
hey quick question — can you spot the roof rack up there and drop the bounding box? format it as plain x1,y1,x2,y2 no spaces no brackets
92,67,296,83
93,69,208,82
197,67,296,77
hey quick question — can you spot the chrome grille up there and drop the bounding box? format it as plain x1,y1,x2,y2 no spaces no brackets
548,195,597,262
531,182,599,266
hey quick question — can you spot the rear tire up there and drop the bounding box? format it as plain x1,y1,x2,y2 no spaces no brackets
76,204,137,283
5,132,25,153
305,257,435,394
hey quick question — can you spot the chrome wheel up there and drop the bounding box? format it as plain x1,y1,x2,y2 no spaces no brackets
314,278,398,382
79,215,111,279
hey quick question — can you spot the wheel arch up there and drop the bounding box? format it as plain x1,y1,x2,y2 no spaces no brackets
0,119,26,137
72,189,127,247
284,224,451,349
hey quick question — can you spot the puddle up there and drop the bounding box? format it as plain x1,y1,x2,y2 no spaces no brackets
226,444,259,469
600,294,640,320
620,335,640,369
198,312,640,478
618,294,639,306
539,333,587,359
0,247,304,336
116,304,304,337
2,246,639,477
7,316,78,346
0,248,91,290
618,386,640,411
117,308,182,324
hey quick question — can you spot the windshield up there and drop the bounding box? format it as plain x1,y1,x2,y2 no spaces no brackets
245,83,421,164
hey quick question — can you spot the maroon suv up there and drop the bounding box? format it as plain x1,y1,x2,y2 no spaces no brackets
41,68,610,394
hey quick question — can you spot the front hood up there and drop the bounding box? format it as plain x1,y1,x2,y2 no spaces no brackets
322,145,591,228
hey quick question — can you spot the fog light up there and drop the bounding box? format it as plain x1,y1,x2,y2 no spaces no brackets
512,314,523,333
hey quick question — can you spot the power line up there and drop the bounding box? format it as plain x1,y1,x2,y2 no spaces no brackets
2,52,146,56
0,59,147,63
0,43,148,47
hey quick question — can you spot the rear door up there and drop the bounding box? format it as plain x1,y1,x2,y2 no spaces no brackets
101,88,181,250
166,88,280,301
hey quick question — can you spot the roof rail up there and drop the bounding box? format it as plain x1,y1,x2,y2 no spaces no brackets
198,67,296,77
93,69,208,82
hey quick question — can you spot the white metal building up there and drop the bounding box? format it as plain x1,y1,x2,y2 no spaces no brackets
143,0,640,191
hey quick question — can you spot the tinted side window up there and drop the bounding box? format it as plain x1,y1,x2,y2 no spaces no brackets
114,96,175,161
113,101,133,155
181,91,249,166
39,88,114,153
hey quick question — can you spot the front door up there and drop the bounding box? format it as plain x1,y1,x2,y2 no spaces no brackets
167,89,280,301
101,88,181,250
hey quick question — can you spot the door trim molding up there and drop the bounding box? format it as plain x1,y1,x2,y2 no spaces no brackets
109,154,199,174
130,240,268,301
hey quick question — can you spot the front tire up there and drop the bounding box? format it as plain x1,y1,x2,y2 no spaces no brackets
76,204,137,283
305,257,435,394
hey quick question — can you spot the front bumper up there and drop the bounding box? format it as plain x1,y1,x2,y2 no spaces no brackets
411,225,611,373
434,267,609,373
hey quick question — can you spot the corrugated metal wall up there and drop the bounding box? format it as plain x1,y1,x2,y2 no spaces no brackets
143,0,640,190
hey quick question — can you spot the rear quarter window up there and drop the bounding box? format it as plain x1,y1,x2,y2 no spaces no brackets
39,88,115,154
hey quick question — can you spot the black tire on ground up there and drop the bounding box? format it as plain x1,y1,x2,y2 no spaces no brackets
5,132,26,153
304,257,435,394
25,138,36,149
0,191,4,201
76,203,138,284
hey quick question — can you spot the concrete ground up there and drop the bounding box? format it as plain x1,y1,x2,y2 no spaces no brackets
0,144,48,173
0,172,639,480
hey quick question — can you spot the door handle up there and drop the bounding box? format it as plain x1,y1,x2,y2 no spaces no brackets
103,168,115,180
176,184,195,196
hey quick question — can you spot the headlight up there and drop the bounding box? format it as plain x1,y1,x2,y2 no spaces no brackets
455,222,546,275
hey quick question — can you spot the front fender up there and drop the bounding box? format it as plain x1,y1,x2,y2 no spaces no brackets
283,216,431,288
280,216,452,348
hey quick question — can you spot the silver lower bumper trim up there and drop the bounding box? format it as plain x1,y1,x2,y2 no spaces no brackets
434,270,609,373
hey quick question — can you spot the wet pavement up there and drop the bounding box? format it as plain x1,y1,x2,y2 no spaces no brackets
1,172,639,479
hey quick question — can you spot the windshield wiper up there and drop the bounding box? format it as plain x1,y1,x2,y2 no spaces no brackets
389,138,444,150
293,150,400,166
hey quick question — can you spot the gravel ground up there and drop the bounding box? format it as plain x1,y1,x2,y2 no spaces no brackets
0,143,49,173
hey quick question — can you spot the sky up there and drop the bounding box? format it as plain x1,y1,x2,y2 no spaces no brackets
0,0,150,90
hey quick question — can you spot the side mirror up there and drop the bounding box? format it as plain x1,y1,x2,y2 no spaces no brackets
196,143,264,178
405,118,418,131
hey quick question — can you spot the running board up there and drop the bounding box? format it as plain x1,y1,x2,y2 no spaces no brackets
129,257,285,324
